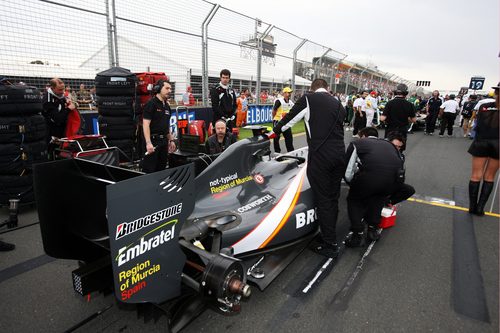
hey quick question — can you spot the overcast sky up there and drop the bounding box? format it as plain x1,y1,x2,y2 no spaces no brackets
212,0,499,92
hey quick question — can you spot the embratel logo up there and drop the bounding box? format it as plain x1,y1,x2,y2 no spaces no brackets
115,203,182,240
116,220,177,267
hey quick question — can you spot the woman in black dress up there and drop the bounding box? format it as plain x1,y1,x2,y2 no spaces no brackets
468,83,499,216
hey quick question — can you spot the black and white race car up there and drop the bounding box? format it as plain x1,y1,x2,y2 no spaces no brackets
34,134,319,332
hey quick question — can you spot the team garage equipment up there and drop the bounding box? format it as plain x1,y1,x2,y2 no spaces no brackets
0,82,48,205
34,135,318,332
96,67,138,162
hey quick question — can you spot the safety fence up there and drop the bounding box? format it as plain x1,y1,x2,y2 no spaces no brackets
0,0,411,106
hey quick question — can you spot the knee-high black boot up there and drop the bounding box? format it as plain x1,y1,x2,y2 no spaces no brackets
468,181,480,214
475,181,494,216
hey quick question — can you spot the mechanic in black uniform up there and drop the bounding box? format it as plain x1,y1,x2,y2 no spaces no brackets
380,84,416,149
467,83,499,216
386,131,416,205
205,119,236,154
210,69,237,132
142,79,176,173
271,79,345,258
344,127,404,247
424,90,443,135
42,78,76,158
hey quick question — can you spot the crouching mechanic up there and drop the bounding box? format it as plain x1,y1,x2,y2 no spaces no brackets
344,127,404,247
386,131,416,206
142,79,176,173
205,119,236,154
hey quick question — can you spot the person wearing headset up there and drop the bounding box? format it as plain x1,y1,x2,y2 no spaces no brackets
142,79,176,173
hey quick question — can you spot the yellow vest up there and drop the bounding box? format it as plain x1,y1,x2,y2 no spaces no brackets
273,97,294,121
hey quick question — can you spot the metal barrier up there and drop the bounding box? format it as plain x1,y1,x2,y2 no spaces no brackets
0,0,408,104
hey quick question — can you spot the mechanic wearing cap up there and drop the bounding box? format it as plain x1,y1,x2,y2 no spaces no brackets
272,87,295,153
438,94,459,137
344,127,404,247
380,84,416,148
365,91,378,127
210,69,237,132
467,82,499,216
142,79,176,173
271,79,345,258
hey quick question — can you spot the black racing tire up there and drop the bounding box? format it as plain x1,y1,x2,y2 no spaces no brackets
0,140,48,174
95,67,137,96
98,96,135,117
0,85,43,115
0,115,47,143
0,174,34,205
98,115,137,140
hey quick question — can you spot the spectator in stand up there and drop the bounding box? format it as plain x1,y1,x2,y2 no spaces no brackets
42,78,76,158
461,95,478,138
260,90,269,104
182,86,195,106
438,94,459,137
380,84,416,148
424,90,443,135
365,91,378,127
236,88,249,127
89,86,97,110
352,91,368,136
468,83,499,216
64,86,78,106
272,87,295,153
205,119,236,154
77,83,91,107
210,69,237,132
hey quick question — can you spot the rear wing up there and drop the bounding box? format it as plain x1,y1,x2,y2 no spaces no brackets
34,159,195,303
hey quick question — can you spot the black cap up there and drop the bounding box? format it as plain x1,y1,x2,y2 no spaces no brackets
394,83,408,93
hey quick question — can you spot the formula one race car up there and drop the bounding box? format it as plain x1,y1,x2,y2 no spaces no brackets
34,135,317,332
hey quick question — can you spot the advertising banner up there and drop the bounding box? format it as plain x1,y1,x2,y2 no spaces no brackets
106,164,195,303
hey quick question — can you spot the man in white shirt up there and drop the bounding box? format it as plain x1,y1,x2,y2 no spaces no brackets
352,91,368,136
365,91,378,127
438,94,460,137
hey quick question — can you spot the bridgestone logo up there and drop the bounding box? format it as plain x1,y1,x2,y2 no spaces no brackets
115,203,182,240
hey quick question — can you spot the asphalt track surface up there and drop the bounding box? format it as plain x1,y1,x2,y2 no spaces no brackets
0,127,498,333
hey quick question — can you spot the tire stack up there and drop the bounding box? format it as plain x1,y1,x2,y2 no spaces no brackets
0,84,47,205
95,67,137,162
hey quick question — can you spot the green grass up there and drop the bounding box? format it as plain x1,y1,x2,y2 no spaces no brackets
238,120,306,140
